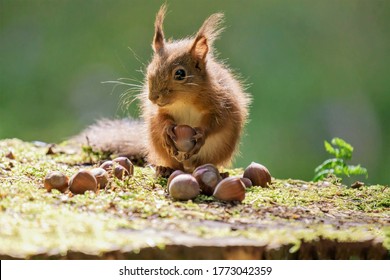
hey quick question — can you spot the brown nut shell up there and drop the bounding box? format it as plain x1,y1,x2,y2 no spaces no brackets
173,125,196,152
167,170,186,187
90,167,109,189
168,174,200,200
100,160,114,172
243,162,271,187
192,164,222,196
69,170,97,194
213,177,246,202
44,171,69,193
113,157,134,176
114,165,129,180
240,177,252,188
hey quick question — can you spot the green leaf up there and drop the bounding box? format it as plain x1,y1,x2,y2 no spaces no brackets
314,158,345,174
331,137,353,160
324,140,336,156
313,169,334,182
346,165,368,177
313,137,368,183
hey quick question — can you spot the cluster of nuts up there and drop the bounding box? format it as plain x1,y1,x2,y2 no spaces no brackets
167,162,271,202
43,122,272,203
170,125,272,201
44,157,133,195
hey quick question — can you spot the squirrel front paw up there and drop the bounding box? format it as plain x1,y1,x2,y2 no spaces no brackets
163,124,179,158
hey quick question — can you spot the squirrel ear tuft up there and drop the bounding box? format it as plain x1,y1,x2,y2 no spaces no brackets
190,13,224,61
152,4,167,53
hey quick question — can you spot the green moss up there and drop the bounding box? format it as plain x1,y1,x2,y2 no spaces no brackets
0,139,389,259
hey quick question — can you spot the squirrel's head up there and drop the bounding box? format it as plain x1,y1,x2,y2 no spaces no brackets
147,4,224,107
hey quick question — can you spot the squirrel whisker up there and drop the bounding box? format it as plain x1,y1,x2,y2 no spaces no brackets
117,77,143,84
186,82,200,87
102,80,143,88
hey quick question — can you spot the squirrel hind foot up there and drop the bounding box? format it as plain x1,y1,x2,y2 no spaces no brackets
155,165,175,178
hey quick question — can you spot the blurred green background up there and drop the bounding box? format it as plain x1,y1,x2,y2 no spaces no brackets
1,0,389,184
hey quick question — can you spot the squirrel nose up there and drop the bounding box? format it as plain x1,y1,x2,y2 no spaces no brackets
149,92,161,102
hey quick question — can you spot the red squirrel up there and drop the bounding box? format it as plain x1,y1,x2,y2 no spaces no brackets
73,5,251,177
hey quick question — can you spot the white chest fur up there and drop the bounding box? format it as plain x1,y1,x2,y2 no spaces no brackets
165,101,203,127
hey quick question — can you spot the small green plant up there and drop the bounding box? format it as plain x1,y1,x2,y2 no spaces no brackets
313,137,368,182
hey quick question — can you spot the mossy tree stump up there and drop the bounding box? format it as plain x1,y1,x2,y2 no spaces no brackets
0,139,389,259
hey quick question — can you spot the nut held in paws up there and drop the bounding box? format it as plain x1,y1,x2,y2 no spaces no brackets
173,125,196,152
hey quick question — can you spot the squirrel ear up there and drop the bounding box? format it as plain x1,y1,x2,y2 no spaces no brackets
191,36,209,62
152,4,167,53
190,13,224,61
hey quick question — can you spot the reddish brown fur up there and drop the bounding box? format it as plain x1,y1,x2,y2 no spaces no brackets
141,5,251,172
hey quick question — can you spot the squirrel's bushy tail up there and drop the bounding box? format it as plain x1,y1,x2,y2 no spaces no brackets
70,118,148,164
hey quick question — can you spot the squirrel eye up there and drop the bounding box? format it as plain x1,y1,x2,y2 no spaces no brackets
174,69,186,81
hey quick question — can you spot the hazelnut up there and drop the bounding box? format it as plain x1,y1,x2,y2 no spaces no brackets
90,167,109,189
213,177,246,202
173,125,196,152
44,171,69,193
100,160,114,172
69,170,97,194
192,164,222,196
167,170,186,187
240,177,252,188
114,165,129,180
113,157,134,176
243,162,271,187
168,174,200,200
